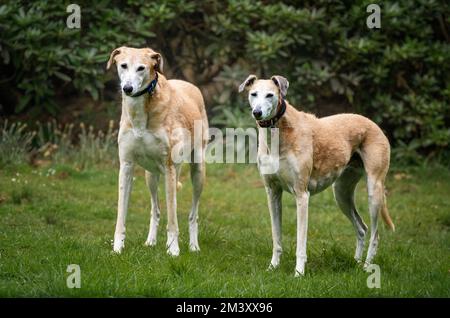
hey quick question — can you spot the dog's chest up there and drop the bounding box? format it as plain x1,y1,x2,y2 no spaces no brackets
119,128,169,173
259,153,300,193
260,152,344,195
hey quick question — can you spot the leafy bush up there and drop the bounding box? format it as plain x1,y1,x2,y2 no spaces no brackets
0,0,448,163
0,1,154,115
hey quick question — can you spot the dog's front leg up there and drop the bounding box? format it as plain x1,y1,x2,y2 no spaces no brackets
165,163,180,256
295,190,310,276
113,161,134,253
266,186,283,270
145,171,160,247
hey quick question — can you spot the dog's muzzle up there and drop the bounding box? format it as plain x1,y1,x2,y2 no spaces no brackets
123,85,133,95
252,108,263,120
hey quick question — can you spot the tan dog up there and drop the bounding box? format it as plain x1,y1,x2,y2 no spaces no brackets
239,74,394,276
107,47,208,256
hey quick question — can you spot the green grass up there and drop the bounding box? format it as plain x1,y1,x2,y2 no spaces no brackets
0,163,449,297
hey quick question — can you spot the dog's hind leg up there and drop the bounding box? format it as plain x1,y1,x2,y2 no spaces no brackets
364,175,386,267
359,136,393,267
144,171,160,247
333,160,368,263
188,155,205,252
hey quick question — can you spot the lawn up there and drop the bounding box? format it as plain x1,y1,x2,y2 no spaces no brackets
0,163,449,297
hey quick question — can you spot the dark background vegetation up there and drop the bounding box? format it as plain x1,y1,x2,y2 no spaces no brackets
0,0,449,165
0,1,449,297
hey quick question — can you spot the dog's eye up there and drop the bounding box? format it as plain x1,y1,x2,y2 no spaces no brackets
251,92,257,97
120,64,127,69
266,93,274,98
136,66,145,72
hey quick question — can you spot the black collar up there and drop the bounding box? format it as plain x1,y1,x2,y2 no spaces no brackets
130,73,158,97
257,98,287,128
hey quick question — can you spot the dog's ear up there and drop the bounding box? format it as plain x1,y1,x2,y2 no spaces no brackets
238,74,257,93
150,52,164,73
106,47,123,70
271,75,289,98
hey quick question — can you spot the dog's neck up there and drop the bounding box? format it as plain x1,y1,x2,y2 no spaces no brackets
257,102,307,142
121,73,170,132
122,94,148,134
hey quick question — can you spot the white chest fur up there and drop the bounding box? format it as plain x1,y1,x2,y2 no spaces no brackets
258,150,344,195
119,96,169,173
123,95,148,132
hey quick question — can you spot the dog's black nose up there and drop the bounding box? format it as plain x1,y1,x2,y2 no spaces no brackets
253,108,263,119
123,85,133,94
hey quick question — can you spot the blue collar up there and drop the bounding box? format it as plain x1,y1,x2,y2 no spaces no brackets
131,73,158,97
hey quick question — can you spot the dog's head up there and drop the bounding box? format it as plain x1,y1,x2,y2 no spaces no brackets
238,75,289,120
106,46,163,96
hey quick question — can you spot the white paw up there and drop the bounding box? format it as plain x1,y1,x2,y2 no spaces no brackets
167,244,180,256
270,255,281,268
166,232,179,256
268,259,280,271
113,234,125,253
113,242,124,254
189,243,200,252
294,269,305,277
144,237,157,247
295,263,305,277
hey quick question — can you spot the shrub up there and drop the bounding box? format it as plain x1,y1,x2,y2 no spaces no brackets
0,1,448,163
35,119,118,169
0,120,35,167
0,119,118,169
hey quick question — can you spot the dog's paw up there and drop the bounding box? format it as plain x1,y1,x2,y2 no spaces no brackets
166,232,179,256
295,263,305,277
189,243,200,252
267,259,280,271
267,264,278,272
167,245,180,257
294,270,305,277
112,245,123,254
113,237,125,253
166,230,180,256
144,238,157,247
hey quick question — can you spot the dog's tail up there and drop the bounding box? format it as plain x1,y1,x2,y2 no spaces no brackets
381,191,395,231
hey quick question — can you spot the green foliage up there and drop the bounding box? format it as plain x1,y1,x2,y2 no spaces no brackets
0,1,155,114
75,121,118,169
0,0,449,162
0,119,117,170
0,120,35,167
34,119,118,169
10,185,33,204
211,65,255,129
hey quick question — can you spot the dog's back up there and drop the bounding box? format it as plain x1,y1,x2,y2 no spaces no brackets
311,113,390,169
